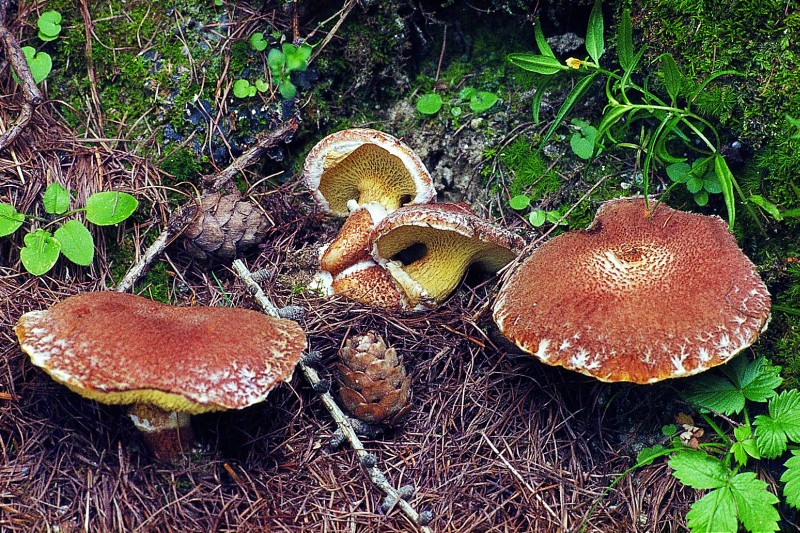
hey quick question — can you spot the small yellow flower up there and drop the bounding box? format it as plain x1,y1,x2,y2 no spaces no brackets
566,57,582,69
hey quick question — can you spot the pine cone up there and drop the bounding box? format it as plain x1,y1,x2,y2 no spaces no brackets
180,192,270,262
337,331,411,425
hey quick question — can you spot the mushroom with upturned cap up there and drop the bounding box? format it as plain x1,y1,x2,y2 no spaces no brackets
15,291,306,461
492,197,772,384
371,202,526,309
303,128,436,217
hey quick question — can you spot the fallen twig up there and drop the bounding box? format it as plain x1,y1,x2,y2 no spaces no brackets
115,119,299,292
232,258,433,532
0,0,45,152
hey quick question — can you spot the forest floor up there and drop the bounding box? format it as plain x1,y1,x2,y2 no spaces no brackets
2,1,799,531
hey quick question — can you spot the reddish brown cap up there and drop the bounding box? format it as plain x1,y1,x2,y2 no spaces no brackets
493,197,771,384
329,260,414,310
371,202,526,307
303,128,435,216
319,201,388,277
16,292,306,412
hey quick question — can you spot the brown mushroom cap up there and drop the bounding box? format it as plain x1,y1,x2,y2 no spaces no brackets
319,201,388,277
303,128,435,216
493,197,771,384
329,260,414,310
371,202,526,306
16,292,307,412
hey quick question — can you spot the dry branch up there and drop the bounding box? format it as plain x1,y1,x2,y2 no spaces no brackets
232,259,433,533
0,0,45,152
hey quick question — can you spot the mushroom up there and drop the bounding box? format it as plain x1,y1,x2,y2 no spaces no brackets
15,291,306,461
319,200,388,277
303,128,436,216
371,202,526,308
492,197,772,384
313,259,413,311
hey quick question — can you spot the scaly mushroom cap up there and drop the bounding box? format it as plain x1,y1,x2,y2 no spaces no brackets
371,202,526,305
303,128,435,216
319,201,388,277
16,292,307,413
329,260,413,310
493,197,771,384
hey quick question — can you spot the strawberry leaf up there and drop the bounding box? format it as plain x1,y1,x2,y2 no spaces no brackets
730,472,780,532
669,450,728,490
781,449,800,509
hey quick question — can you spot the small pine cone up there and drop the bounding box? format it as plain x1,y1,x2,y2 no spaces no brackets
337,331,411,425
179,192,270,262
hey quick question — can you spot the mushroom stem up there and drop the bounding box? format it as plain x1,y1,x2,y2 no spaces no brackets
232,259,432,532
127,403,194,462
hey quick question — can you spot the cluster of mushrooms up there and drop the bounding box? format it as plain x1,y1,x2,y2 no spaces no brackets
15,127,773,464
303,128,525,310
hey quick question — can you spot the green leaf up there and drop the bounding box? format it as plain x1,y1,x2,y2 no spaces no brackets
278,79,297,99
713,154,736,230
20,229,61,275
703,172,722,194
528,209,546,227
685,486,737,533
781,449,800,509
569,119,597,160
42,183,71,214
659,53,683,104
416,93,443,115
617,9,634,72
694,190,709,207
233,79,252,98
687,175,704,193
585,0,605,65
748,195,783,221
684,374,746,415
53,220,94,266
249,32,267,51
283,43,309,72
732,424,760,466
255,79,268,92
84,191,138,226
21,46,52,84
267,48,285,72
667,162,691,183
669,450,728,490
37,10,62,40
0,203,25,236
508,195,531,210
755,389,800,459
730,472,780,532
539,72,599,148
533,18,555,58
450,106,462,118
636,444,667,466
507,53,565,75
685,356,782,415
469,91,499,113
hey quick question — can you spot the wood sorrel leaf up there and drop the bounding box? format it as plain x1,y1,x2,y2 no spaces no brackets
54,220,94,266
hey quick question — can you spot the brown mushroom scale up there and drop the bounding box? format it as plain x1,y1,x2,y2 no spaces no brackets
493,197,771,384
318,144,419,214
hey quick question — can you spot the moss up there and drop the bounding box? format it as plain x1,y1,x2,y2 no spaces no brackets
499,137,561,198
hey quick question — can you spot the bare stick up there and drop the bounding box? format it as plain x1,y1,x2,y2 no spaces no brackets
0,0,45,152
115,229,171,293
232,259,432,532
203,118,299,191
